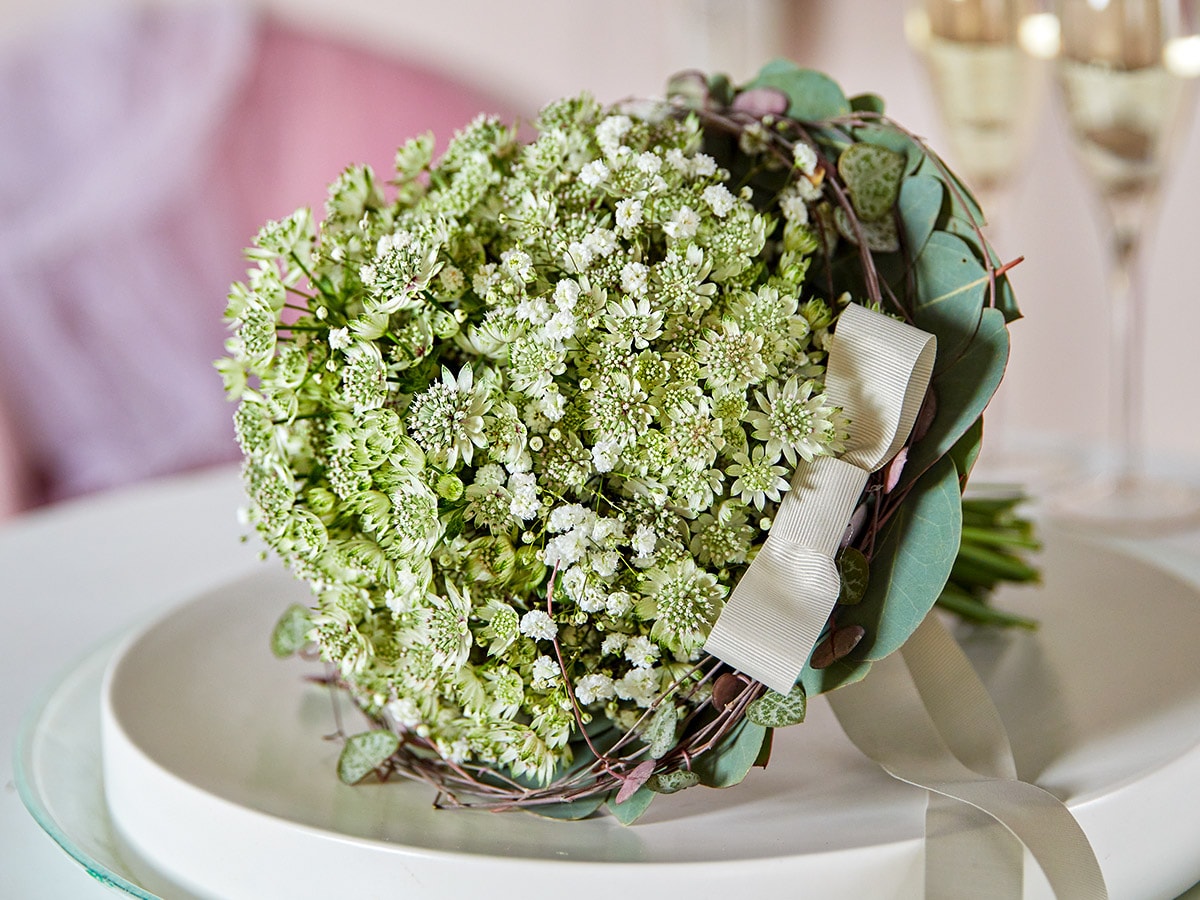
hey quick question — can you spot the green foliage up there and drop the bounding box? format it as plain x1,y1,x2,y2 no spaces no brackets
647,769,701,794
693,720,768,788
337,731,399,785
837,455,963,663
746,683,807,727
838,144,906,222
527,795,607,820
937,493,1040,629
907,309,1010,481
607,784,656,825
744,60,851,120
836,548,869,606
269,603,311,658
644,703,679,759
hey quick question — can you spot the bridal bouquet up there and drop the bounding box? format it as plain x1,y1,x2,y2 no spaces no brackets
219,61,1029,822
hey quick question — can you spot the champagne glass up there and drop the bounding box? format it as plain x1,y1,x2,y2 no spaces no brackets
906,0,1052,218
1049,0,1200,530
906,0,1063,486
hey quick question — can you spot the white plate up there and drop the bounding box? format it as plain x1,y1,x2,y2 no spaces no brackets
19,529,1200,898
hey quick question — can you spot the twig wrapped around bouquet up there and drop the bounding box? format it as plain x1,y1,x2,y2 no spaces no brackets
224,60,1030,822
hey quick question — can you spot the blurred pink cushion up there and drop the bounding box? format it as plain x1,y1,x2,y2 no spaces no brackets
0,4,520,509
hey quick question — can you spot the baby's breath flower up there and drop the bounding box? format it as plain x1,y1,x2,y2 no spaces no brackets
574,673,615,705
520,609,558,641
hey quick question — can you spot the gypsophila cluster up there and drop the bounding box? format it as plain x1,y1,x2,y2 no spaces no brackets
221,94,850,786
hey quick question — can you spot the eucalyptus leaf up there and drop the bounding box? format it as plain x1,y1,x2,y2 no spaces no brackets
607,784,655,825
849,92,886,114
838,455,962,662
838,143,906,221
907,308,1009,480
837,547,870,605
800,656,872,697
898,175,943,257
746,683,807,728
693,719,768,788
913,231,988,367
745,61,851,121
948,417,984,485
270,603,311,658
337,730,400,785
647,770,701,794
527,794,607,820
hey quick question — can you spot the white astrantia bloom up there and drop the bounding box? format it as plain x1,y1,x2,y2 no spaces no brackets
407,365,491,469
746,375,845,465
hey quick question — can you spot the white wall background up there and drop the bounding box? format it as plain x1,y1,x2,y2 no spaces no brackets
1,0,1197,477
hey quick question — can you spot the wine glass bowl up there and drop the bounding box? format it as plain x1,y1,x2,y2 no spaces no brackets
905,0,1050,214
1048,0,1200,531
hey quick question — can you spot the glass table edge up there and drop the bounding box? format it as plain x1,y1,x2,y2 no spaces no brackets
12,630,162,900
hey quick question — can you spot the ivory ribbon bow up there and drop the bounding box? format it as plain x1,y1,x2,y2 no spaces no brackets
704,302,936,694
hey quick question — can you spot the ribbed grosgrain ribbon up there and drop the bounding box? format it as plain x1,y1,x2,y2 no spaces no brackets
828,615,1109,899
703,303,937,694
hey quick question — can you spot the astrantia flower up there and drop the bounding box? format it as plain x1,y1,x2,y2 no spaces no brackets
637,558,727,654
746,376,845,465
427,582,473,672
225,81,866,789
478,599,521,656
407,365,490,468
696,322,768,395
727,446,791,510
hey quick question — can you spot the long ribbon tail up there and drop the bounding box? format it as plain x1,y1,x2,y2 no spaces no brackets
828,615,1108,900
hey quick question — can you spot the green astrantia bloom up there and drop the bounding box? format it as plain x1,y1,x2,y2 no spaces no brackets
222,62,1022,811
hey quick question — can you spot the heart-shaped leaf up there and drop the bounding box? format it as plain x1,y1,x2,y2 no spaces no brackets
337,730,399,784
746,683,807,728
644,703,679,759
270,603,311,658
647,769,701,794
615,759,656,805
838,143,906,221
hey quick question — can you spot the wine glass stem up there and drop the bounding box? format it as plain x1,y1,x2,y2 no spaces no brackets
1108,230,1143,488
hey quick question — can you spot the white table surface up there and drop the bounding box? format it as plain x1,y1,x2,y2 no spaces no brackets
1,466,261,899
5,464,1200,898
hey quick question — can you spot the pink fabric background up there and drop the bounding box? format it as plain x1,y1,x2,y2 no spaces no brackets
0,3,520,515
